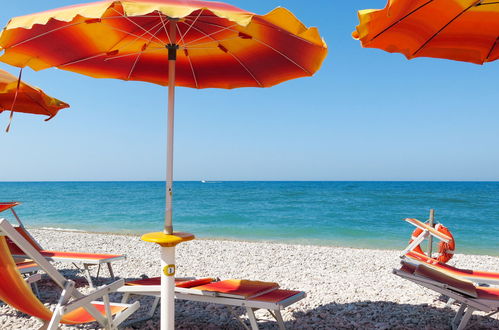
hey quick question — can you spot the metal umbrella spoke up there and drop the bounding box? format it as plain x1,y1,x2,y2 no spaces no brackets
58,19,165,69
413,0,482,57
485,36,499,60
126,23,168,79
110,7,169,45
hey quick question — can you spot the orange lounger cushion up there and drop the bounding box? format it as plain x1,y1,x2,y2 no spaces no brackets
62,303,127,324
192,279,279,299
16,261,38,271
38,250,122,260
249,289,302,303
475,287,499,301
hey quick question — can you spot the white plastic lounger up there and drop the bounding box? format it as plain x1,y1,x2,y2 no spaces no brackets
118,277,306,329
0,217,139,330
394,261,499,330
0,202,125,287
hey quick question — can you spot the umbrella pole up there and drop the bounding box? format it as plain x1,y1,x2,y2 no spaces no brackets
141,19,192,330
162,20,178,330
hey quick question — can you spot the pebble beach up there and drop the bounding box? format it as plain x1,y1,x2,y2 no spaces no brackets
1,229,498,329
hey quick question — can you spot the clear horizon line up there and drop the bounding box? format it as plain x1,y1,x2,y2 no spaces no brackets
1,179,499,183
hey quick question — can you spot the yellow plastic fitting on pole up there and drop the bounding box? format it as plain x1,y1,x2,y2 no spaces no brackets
141,232,195,247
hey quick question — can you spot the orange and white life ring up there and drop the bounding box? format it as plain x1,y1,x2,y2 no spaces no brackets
408,223,455,263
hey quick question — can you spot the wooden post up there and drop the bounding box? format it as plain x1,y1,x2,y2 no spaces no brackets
428,209,435,257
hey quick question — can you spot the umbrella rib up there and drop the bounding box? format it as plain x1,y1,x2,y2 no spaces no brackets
179,9,204,46
58,52,108,68
106,19,165,53
184,49,199,88
412,1,481,57
180,22,239,47
368,0,434,43
127,24,166,80
110,7,168,45
253,38,311,75
485,35,499,61
181,19,311,75
58,20,164,68
178,22,263,86
158,12,172,44
105,47,164,61
4,15,164,50
4,21,83,49
180,36,241,49
185,16,318,47
227,52,263,87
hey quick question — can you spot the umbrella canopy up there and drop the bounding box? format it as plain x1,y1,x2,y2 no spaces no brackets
0,1,326,329
0,0,327,87
352,0,499,64
0,68,69,123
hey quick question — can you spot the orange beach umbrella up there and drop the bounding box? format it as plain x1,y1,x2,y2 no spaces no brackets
0,68,69,130
352,0,499,64
0,1,327,328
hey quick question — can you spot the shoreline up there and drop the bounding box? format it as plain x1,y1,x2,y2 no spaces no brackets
29,226,499,257
1,229,498,329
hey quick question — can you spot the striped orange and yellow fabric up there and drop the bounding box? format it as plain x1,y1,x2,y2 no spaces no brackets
0,0,327,88
0,69,69,119
353,0,499,64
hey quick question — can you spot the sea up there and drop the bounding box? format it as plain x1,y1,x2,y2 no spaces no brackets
0,181,497,256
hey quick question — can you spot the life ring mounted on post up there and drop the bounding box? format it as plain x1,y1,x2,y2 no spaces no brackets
408,223,455,263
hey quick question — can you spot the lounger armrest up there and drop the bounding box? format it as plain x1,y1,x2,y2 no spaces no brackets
25,273,42,284
404,218,451,242
118,285,161,295
60,279,125,314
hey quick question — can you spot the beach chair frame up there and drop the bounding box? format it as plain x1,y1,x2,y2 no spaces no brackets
3,202,125,287
401,218,451,258
119,282,305,329
0,218,139,330
393,263,499,330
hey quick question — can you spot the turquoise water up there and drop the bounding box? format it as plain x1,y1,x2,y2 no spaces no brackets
0,181,497,256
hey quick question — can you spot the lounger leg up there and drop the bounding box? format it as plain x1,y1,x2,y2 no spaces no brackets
96,264,101,280
32,281,41,298
246,307,260,330
83,263,95,288
452,304,466,329
228,306,250,330
148,296,160,318
446,297,456,307
107,263,115,279
102,293,113,330
121,293,131,304
271,309,286,330
456,307,474,330
48,281,75,330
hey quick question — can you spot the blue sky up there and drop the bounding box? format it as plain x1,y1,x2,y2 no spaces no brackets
0,0,498,181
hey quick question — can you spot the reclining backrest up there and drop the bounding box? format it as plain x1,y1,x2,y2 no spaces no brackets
0,235,53,320
6,226,43,255
414,264,478,298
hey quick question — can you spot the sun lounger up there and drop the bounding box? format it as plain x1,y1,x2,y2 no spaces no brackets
394,261,499,330
0,217,139,329
405,250,499,286
118,276,306,329
0,202,125,287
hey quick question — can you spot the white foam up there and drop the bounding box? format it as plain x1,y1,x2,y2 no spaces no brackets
37,226,85,232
